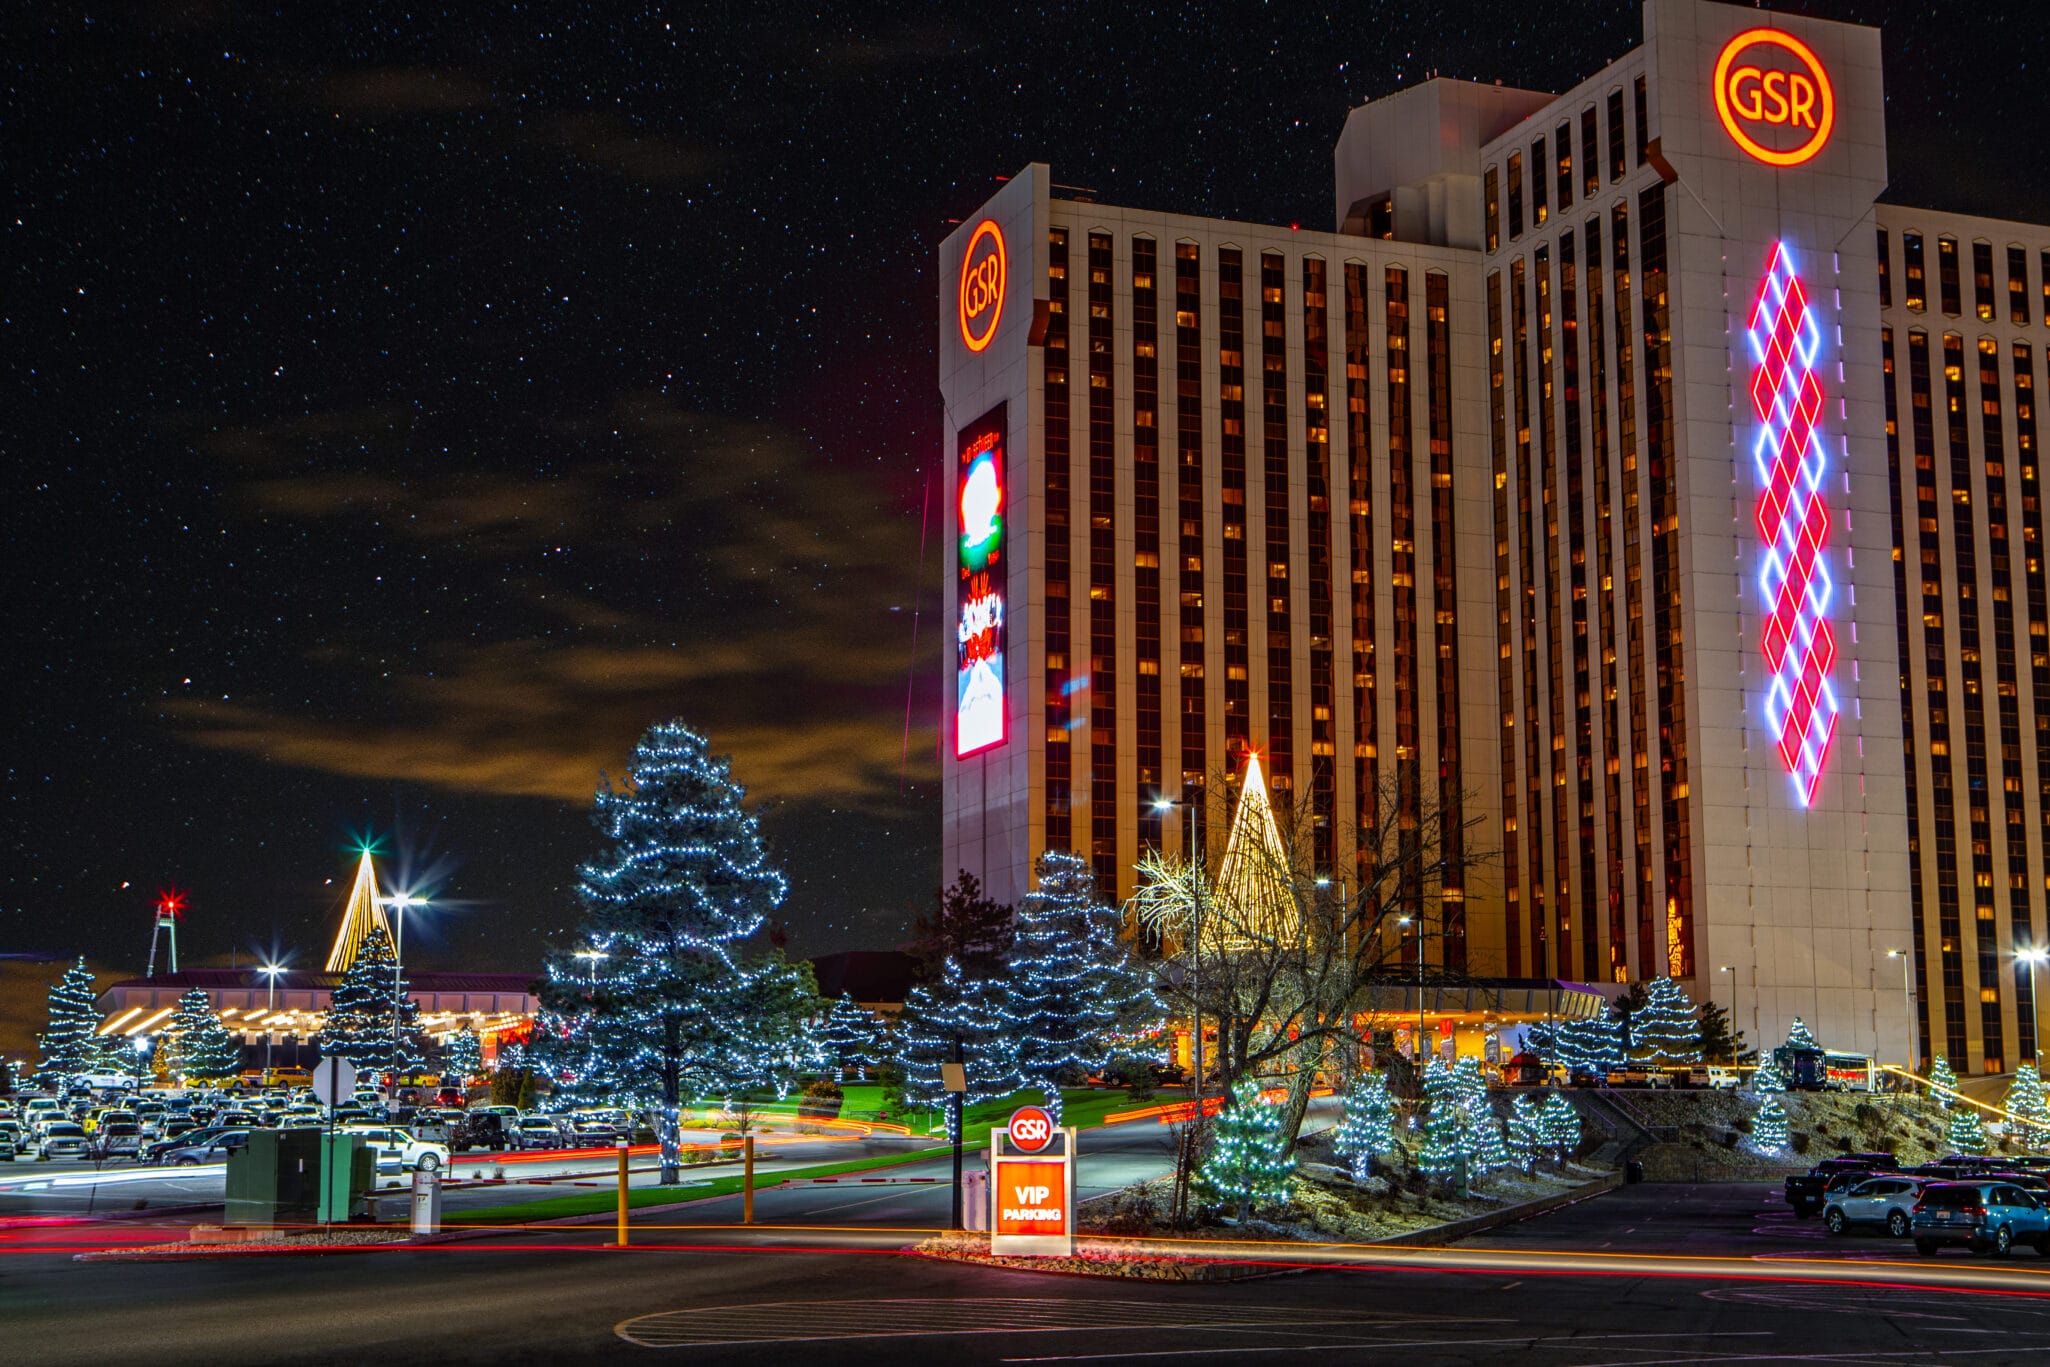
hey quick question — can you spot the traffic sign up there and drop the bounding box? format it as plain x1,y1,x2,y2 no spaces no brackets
311,1056,358,1106
1007,1105,1054,1153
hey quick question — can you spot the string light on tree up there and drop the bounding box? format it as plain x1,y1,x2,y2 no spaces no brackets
165,987,240,1082
1751,1051,1788,1096
2003,1064,2048,1150
896,956,1019,1137
1539,1092,1581,1164
1752,1093,1791,1154
1416,1059,1466,1186
1785,1017,1820,1051
35,958,101,1089
1332,1071,1395,1180
443,1027,484,1081
1632,977,1704,1067
1929,1054,1957,1109
1197,1077,1296,1221
315,923,427,1081
1947,1104,1987,1156
1507,1093,1545,1172
817,993,882,1082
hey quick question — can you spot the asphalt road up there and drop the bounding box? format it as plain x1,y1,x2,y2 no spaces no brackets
6,1202,2050,1366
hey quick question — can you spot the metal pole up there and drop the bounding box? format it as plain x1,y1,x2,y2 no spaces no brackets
949,1036,964,1230
616,1138,630,1247
264,972,276,1078
743,1134,756,1225
390,908,404,1113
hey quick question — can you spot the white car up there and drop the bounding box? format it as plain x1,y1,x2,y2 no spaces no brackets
340,1126,449,1172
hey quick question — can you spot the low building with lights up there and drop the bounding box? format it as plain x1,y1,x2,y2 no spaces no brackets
938,0,2050,1075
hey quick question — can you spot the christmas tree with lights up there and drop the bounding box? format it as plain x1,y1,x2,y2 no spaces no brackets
1332,1071,1394,1180
1751,1050,1787,1095
35,958,101,1088
1198,1077,1296,1220
1463,1102,1511,1176
1631,977,1702,1067
1947,1104,1986,1156
818,993,882,1081
315,923,426,1081
1507,1093,1546,1172
1005,851,1157,1124
443,1027,483,1080
166,988,241,1081
530,721,818,1183
896,956,1020,1136
2004,1064,2049,1149
1416,1059,1466,1185
1929,1053,1957,1108
1539,1092,1582,1164
1752,1093,1790,1154
1785,1017,1820,1051
1526,1013,1625,1073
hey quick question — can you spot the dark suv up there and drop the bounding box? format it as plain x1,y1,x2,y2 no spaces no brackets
1912,1180,2050,1257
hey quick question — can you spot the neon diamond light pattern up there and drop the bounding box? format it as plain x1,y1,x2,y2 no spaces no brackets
1747,242,1838,807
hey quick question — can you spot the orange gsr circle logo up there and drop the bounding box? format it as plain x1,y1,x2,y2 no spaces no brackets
1714,28,1834,167
959,219,1006,353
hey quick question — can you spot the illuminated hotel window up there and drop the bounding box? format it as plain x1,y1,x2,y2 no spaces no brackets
1513,253,1547,971
1484,167,1500,254
1641,184,1691,979
1883,327,1932,1064
1426,270,1463,967
1260,252,1294,801
1535,241,1572,975
1908,328,1970,1062
1555,121,1573,212
1614,200,1654,978
1939,236,1961,317
1581,107,1598,199
2010,246,2031,326
1531,137,1548,225
1133,237,1163,858
1633,75,1648,166
1088,232,1117,891
1174,242,1207,851
1586,215,1626,981
1973,241,1996,322
1905,232,1927,312
2015,342,2050,1061
1559,230,1596,978
1507,152,1524,240
1488,268,1521,970
1044,226,1073,850
1387,264,1422,928
1877,229,1892,309
1344,261,1377,883
1304,257,1337,871
2042,251,2050,330
1219,249,1251,758
1606,89,1626,183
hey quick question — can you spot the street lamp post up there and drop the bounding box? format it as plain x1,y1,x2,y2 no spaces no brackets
1886,948,1915,1074
2018,946,2048,1066
383,892,423,1112
259,963,285,1079
1154,788,1206,1116
574,948,608,986
1716,966,1735,1062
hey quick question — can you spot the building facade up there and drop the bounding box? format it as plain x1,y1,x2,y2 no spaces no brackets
939,0,2049,1075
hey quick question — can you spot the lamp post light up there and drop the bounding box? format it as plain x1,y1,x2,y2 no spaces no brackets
1153,789,1206,1116
1715,965,1735,1062
2018,946,2048,1067
259,963,285,1079
573,948,608,986
1887,948,1916,1074
382,892,424,1112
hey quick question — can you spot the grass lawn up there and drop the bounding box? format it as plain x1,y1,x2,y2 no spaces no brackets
832,1086,1148,1136
448,1144,955,1225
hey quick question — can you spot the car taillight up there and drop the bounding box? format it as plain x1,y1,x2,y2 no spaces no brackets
1912,1201,1925,1213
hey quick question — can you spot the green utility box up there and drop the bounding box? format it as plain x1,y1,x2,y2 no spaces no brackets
224,1130,371,1227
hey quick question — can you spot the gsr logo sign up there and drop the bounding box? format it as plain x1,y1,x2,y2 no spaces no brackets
1713,28,1835,167
958,219,1006,353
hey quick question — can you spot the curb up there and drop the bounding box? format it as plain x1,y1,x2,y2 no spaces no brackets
1365,1169,1625,1247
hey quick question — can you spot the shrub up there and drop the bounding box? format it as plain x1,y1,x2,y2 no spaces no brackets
798,1078,844,1121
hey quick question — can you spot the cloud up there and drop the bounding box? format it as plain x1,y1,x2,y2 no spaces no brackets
322,68,492,116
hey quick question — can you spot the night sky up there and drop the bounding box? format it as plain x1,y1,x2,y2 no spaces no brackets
7,2,2046,978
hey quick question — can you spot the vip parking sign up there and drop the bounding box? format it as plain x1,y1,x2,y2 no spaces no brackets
989,1107,1075,1256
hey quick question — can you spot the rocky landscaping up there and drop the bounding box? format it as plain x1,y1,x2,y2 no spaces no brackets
1620,1090,1957,1180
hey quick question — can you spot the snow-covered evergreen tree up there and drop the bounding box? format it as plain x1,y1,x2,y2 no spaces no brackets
528,721,818,1183
1417,1059,1465,1185
166,988,241,1081
1198,1077,1296,1220
1539,1092,1581,1163
1752,1051,1787,1095
817,993,881,1081
1929,1054,1958,1108
443,1027,484,1080
2004,1064,2048,1149
36,958,100,1087
1752,1094,1790,1154
315,923,427,1081
1785,1017,1820,1051
1332,1071,1394,1180
1947,1104,1986,1155
1632,978,1702,1067
1507,1093,1546,1172
896,957,1020,1136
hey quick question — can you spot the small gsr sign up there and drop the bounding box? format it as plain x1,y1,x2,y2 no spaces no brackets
989,1106,1075,1255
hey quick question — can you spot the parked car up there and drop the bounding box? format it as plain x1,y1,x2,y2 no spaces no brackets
451,1111,519,1154
162,1129,251,1165
1787,1158,1889,1217
1706,1066,1743,1089
338,1126,448,1172
93,1122,144,1161
38,1123,92,1161
1604,1066,1672,1089
1913,1180,2050,1257
1825,1175,1928,1237
513,1117,567,1151
0,1132,17,1163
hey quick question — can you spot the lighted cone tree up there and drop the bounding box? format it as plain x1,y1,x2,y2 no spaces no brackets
1005,851,1157,1125
1752,1051,1787,1095
896,957,1020,1137
1947,1104,1987,1156
1332,1071,1395,1180
2004,1065,2049,1149
1463,1103,1512,1176
1198,1077,1296,1221
1631,977,1703,1068
1785,1017,1820,1051
1539,1092,1581,1164
1752,1094,1791,1154
1526,1014,1625,1074
1417,1060,1466,1186
166,988,241,1082
315,924,427,1081
531,721,818,1184
1929,1054,1958,1108
817,993,882,1082
36,958,100,1087
1507,1093,1546,1172
443,1027,484,1080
